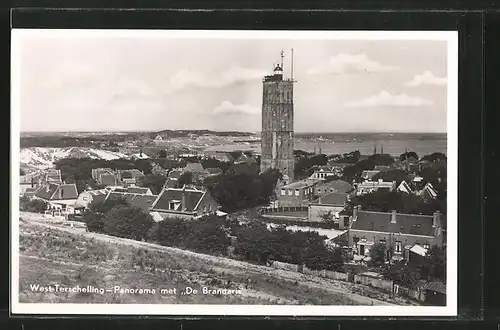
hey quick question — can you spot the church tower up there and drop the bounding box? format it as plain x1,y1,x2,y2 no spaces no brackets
260,50,295,183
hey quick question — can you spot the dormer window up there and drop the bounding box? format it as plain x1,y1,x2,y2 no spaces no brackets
169,200,181,211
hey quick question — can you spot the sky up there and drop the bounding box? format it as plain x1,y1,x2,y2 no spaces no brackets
15,30,451,133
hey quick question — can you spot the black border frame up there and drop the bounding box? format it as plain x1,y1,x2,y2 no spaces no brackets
5,7,484,325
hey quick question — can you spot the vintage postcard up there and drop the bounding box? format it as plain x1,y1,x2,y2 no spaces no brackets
11,29,457,316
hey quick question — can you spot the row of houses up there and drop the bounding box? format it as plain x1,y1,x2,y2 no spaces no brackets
26,178,224,222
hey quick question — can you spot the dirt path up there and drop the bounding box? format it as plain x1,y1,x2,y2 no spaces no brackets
19,213,401,306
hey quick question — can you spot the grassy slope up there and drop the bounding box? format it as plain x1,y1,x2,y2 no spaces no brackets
18,220,417,305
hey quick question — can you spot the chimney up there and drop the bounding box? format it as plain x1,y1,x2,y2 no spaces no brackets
318,195,322,204
433,210,440,227
181,185,187,211
391,209,397,224
353,205,359,221
59,187,63,199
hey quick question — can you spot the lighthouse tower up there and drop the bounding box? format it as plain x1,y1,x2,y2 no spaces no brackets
260,50,296,183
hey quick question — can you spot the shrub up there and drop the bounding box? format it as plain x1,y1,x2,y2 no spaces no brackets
103,206,155,241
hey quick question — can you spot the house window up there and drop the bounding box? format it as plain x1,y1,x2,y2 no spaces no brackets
395,241,402,253
294,189,299,197
280,189,285,196
288,190,293,196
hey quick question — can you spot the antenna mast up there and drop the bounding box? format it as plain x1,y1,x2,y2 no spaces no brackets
280,50,284,72
290,48,294,81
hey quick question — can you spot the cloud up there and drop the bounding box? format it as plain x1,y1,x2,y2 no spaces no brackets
166,65,267,93
212,101,260,115
307,53,398,75
405,70,447,87
345,91,433,107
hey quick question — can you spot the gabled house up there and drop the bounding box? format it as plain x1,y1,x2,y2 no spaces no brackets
20,171,44,195
418,182,439,200
92,168,118,186
361,170,380,181
117,169,145,186
184,162,205,173
150,186,219,221
277,179,322,207
397,180,413,194
74,189,109,209
45,169,63,183
104,191,158,213
355,179,396,195
309,166,339,180
308,192,349,227
34,182,79,210
150,162,167,176
348,207,445,258
314,179,354,196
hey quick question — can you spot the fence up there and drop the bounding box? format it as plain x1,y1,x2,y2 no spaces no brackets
302,266,349,281
354,274,394,292
261,206,308,214
267,260,303,272
267,259,426,302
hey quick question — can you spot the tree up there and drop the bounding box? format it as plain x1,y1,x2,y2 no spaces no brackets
20,168,25,176
400,151,419,161
318,210,335,224
153,217,191,247
19,196,47,213
368,154,395,166
89,195,130,214
373,169,410,186
234,221,276,263
303,242,344,271
419,245,446,282
421,152,447,163
369,243,387,267
342,159,376,183
137,173,166,194
185,222,231,255
383,261,420,288
177,171,194,187
82,211,106,233
103,205,155,241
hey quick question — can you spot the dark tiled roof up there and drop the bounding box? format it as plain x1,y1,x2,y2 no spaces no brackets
422,281,446,294
351,210,443,237
105,192,158,212
100,174,117,186
316,193,348,206
34,183,59,200
151,188,205,212
316,180,354,193
184,163,205,172
35,183,78,200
